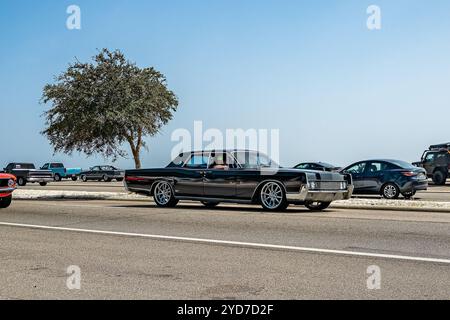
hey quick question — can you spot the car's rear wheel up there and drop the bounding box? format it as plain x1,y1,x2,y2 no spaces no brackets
381,183,400,199
17,177,27,187
305,201,331,211
153,181,179,207
402,190,416,200
0,196,12,209
116,178,124,182
432,171,447,185
54,174,61,182
81,175,88,182
201,201,220,208
71,176,78,181
39,182,47,186
259,182,288,211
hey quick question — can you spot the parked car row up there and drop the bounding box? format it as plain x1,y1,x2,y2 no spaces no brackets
1,162,124,186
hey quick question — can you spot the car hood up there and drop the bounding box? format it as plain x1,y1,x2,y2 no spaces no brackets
0,173,15,179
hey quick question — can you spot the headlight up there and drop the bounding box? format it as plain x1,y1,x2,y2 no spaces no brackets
308,181,318,189
8,179,15,188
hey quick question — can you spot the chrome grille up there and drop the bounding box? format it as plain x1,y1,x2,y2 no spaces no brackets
308,181,347,190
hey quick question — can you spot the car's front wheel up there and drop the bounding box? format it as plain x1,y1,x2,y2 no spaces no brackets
0,196,12,209
259,181,288,211
81,175,88,182
153,181,179,207
305,201,331,211
39,182,47,186
103,175,111,182
381,183,400,199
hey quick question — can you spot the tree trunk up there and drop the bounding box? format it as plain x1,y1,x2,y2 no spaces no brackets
126,128,143,169
131,147,141,169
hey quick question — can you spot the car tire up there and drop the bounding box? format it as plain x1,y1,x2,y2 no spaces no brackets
259,181,288,211
71,176,78,181
54,174,61,182
381,183,400,199
201,201,220,208
153,181,179,207
17,177,27,187
0,196,12,209
305,201,331,211
103,175,111,182
39,182,47,187
81,175,88,182
116,178,124,182
402,190,416,200
432,171,447,185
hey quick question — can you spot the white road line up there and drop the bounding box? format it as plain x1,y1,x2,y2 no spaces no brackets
0,221,449,264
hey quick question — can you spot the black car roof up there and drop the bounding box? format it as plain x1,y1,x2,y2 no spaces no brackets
296,162,336,168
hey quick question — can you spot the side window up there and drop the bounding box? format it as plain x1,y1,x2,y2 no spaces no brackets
366,162,382,173
346,162,366,174
296,164,309,169
184,154,209,169
425,153,436,162
208,152,238,170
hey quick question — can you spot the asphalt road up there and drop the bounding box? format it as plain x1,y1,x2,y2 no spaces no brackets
0,200,449,299
20,180,450,201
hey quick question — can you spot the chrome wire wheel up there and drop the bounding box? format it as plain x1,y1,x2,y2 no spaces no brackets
154,181,173,206
260,182,284,210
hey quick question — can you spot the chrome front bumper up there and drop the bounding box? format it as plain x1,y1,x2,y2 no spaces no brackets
28,177,53,183
0,188,16,193
286,185,354,203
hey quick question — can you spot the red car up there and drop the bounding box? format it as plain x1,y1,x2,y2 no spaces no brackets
0,173,16,208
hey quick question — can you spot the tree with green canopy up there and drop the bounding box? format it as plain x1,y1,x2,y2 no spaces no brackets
41,48,179,168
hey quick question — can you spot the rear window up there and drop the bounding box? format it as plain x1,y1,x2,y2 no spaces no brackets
388,160,415,169
14,163,35,169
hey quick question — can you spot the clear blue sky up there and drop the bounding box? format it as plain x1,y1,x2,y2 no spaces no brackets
1,0,449,169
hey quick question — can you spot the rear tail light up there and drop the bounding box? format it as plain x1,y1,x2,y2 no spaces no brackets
401,171,416,177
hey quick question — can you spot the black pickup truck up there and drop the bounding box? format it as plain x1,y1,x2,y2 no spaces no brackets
3,163,54,186
413,143,450,185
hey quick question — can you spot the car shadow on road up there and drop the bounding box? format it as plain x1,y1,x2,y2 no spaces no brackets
109,203,334,214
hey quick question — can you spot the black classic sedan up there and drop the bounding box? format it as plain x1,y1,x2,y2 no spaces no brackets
125,150,354,211
80,166,125,182
341,159,428,199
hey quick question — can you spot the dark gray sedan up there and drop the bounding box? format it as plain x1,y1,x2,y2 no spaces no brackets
80,165,124,182
341,159,428,199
